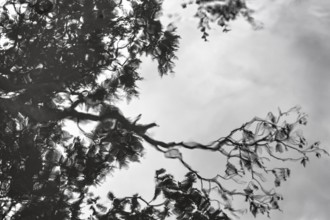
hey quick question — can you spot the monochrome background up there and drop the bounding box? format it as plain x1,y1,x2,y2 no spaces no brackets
1,0,329,219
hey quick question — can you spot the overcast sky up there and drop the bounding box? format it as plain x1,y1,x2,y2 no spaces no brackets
97,0,330,219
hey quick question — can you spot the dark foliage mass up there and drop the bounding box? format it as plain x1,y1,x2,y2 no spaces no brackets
0,0,327,219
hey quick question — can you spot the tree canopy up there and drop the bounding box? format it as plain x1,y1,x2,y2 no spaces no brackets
0,0,328,219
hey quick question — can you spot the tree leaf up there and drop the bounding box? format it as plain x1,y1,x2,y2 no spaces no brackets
164,148,182,159
156,168,166,176
266,112,276,123
275,143,284,153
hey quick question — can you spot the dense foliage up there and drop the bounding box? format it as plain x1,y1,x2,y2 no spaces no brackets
0,0,327,219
